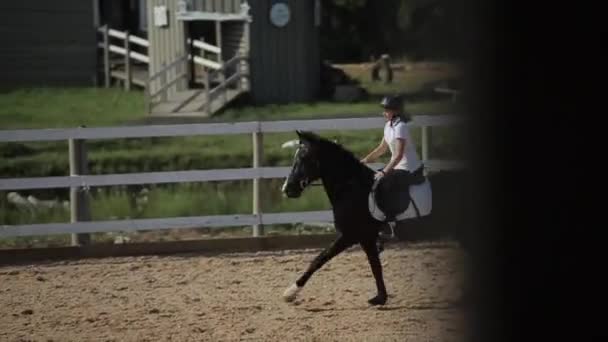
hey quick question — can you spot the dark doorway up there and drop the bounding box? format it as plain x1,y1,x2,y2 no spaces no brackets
99,0,147,37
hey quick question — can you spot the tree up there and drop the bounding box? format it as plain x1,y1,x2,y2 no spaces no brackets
319,0,467,62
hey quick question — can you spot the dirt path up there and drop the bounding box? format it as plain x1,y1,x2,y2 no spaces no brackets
0,242,466,342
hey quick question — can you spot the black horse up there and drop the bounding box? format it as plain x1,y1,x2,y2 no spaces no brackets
281,130,471,306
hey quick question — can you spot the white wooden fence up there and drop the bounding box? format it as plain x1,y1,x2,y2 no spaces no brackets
97,25,227,98
187,37,223,71
0,116,465,243
98,25,150,90
145,35,240,115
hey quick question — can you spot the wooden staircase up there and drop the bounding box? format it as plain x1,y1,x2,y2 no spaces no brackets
98,25,249,117
149,88,243,116
109,61,148,88
146,52,250,117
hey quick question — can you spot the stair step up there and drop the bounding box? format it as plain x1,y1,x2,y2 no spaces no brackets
150,88,245,117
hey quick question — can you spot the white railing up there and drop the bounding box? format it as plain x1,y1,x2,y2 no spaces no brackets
199,53,249,115
188,38,222,70
146,51,249,115
0,116,466,240
146,54,190,108
98,25,149,90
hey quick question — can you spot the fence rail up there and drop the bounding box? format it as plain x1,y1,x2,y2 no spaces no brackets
107,28,149,47
98,25,149,91
0,116,466,241
146,38,228,113
0,116,457,143
0,161,464,192
188,38,222,71
190,39,221,54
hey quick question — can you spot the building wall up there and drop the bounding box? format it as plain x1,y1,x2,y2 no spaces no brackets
0,0,97,88
147,0,187,96
146,0,320,104
249,0,320,104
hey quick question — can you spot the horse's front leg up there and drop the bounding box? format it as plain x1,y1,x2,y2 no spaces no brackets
360,239,388,305
283,234,353,302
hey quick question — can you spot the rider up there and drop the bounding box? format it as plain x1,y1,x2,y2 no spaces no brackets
361,94,423,180
361,94,425,222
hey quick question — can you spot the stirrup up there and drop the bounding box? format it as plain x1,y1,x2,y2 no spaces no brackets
379,221,397,239
388,221,397,238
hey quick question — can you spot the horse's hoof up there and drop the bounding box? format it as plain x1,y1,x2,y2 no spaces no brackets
283,283,302,302
368,294,387,306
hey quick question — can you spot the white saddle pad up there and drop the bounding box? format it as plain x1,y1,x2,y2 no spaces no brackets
368,178,433,222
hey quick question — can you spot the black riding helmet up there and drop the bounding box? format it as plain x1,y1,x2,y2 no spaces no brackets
381,95,411,123
380,95,404,111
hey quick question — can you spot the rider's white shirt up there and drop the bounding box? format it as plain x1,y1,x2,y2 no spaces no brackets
383,119,422,172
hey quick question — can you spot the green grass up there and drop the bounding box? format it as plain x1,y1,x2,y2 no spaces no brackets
0,180,333,249
211,101,382,122
0,95,460,179
0,88,145,129
1,180,332,226
0,61,460,130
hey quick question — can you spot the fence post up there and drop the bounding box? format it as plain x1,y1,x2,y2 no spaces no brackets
69,135,91,246
103,25,110,88
252,130,264,237
124,31,131,91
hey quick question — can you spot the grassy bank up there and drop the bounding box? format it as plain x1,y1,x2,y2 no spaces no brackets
0,88,146,129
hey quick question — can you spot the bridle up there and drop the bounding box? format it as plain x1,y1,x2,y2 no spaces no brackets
294,166,323,191
290,145,323,191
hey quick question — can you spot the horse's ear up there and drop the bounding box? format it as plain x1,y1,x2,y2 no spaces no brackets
296,130,305,145
296,130,321,146
296,130,311,142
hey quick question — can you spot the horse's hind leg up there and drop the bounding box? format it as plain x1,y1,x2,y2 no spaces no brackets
282,234,352,302
360,239,388,305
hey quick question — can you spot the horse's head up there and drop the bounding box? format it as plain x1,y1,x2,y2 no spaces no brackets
282,130,322,198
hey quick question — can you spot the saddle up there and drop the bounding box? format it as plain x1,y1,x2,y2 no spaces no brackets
369,166,428,223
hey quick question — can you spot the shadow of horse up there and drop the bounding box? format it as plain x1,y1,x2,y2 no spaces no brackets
281,130,472,306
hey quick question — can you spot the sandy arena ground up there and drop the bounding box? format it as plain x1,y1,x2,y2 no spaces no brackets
0,242,466,342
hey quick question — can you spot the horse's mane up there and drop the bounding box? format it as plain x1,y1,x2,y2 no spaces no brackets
317,137,362,166
301,131,372,176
